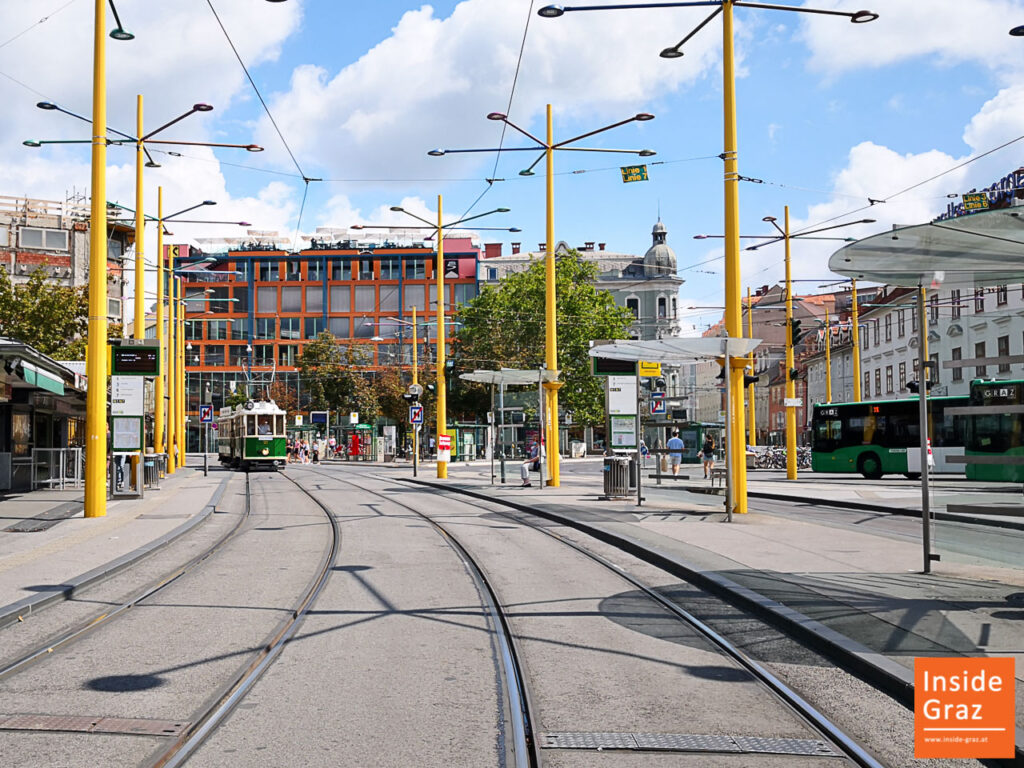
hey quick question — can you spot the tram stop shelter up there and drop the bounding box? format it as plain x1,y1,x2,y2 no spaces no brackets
829,206,1024,572
459,368,558,488
587,337,761,517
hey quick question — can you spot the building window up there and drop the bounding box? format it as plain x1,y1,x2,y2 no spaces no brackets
403,285,425,312
897,309,905,337
863,371,870,398
356,258,374,280
258,261,277,281
974,289,985,313
234,260,250,282
18,226,68,251
256,287,277,313
228,345,247,366
380,257,399,280
281,286,302,313
672,297,677,318
873,320,879,346
232,285,248,313
255,318,276,340
354,286,375,313
330,286,350,313
380,285,400,312
329,317,349,338
331,259,350,281
486,267,498,281
657,297,667,319
204,345,225,366
861,328,868,350
285,259,302,281
898,361,906,390
997,285,1008,306
280,317,301,340
208,286,230,314
305,286,324,313
278,345,298,367
951,347,962,382
184,320,202,341
405,258,425,279
253,345,273,365
975,341,987,377
626,297,639,318
307,259,322,281
950,289,961,320
208,320,228,341
912,307,918,333
884,314,892,342
998,335,1010,373
453,283,477,306
874,369,881,395
231,318,248,341
304,317,325,338
928,293,939,323
885,365,893,393
929,353,940,385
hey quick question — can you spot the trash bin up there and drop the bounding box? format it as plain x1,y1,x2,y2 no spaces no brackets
628,456,637,489
603,455,631,497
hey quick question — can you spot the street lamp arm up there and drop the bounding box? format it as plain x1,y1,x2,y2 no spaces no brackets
428,146,540,155
552,114,654,150
444,207,511,228
733,2,877,23
487,113,547,148
661,4,722,57
556,145,656,154
141,104,213,142
390,208,434,228
146,139,263,152
793,217,876,239
36,101,139,143
545,2,721,12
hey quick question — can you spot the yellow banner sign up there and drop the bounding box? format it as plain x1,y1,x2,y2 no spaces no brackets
620,164,649,183
638,360,661,377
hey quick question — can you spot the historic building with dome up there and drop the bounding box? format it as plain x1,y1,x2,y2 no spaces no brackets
477,219,684,342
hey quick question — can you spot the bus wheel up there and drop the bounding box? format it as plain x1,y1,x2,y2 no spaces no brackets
904,472,921,480
858,453,883,479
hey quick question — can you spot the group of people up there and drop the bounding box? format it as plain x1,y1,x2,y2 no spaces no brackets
666,429,717,478
287,435,341,464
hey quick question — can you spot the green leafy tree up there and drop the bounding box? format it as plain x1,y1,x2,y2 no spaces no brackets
297,332,381,421
0,267,89,358
453,250,633,426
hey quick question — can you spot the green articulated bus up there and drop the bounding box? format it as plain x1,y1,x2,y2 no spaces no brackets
964,379,1024,483
811,396,968,479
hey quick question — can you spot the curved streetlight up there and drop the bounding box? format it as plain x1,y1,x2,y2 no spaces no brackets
540,0,876,513
430,108,656,486
361,202,514,480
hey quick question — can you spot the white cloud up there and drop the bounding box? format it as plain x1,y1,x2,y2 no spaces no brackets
800,0,1024,80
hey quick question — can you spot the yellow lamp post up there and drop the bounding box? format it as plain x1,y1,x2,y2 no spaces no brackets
538,0,877,513
824,305,833,404
379,201,516,479
852,279,862,401
430,107,655,485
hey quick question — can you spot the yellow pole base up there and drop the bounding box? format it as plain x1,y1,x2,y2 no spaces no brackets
437,461,447,479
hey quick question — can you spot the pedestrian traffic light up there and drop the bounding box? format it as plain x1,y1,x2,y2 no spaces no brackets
907,380,933,394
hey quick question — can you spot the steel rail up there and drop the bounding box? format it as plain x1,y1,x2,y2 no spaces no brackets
298,465,541,768
152,470,341,768
394,473,888,768
0,473,251,680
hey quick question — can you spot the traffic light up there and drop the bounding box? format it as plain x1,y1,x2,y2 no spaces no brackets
743,373,759,387
402,392,418,403
789,318,804,344
907,380,933,394
653,376,666,392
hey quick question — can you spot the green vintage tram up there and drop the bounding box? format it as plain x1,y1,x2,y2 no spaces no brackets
217,401,288,470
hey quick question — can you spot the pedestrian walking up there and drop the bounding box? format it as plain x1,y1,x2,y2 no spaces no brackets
667,429,684,477
701,434,716,479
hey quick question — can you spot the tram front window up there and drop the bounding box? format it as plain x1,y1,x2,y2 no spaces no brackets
257,415,273,435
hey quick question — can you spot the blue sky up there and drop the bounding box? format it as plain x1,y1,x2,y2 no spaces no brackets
2,0,1023,332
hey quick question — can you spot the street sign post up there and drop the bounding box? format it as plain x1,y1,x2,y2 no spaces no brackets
199,405,213,423
650,399,666,415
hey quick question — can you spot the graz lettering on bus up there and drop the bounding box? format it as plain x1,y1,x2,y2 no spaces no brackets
819,407,839,417
981,386,1017,400
935,167,1024,221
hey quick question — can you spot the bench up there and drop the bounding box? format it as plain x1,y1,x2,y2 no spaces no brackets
710,467,728,487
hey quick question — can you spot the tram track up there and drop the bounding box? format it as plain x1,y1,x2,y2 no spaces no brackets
300,464,885,767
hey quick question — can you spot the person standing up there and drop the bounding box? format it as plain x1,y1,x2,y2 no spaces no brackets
701,433,716,479
667,429,685,477
520,440,540,487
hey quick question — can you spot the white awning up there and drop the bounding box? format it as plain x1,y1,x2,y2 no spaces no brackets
587,337,761,364
459,368,557,386
829,208,1024,288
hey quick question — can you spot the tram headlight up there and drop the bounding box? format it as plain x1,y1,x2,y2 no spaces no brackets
261,447,269,456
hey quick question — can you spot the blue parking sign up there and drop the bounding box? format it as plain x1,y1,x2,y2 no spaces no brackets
409,405,424,425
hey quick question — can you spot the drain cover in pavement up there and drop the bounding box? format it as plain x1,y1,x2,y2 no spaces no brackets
540,732,840,756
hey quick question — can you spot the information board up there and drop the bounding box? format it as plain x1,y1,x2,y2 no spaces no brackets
111,416,142,451
112,346,160,375
111,376,145,416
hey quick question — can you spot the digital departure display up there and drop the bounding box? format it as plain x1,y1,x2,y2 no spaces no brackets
112,347,160,375
591,356,637,376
